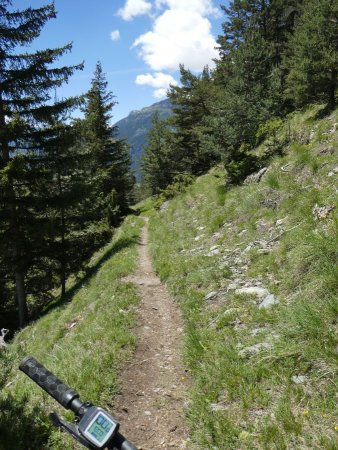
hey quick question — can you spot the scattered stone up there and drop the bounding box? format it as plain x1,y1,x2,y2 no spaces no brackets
212,231,222,240
251,327,266,336
276,217,288,227
257,249,271,255
312,204,335,220
291,375,307,384
238,229,248,236
160,201,170,212
210,403,228,412
0,328,9,350
194,235,204,241
144,411,152,416
205,291,218,301
244,244,253,253
235,287,269,298
227,283,238,290
238,342,271,357
327,167,338,177
259,294,279,309
244,167,268,184
223,308,240,316
207,246,220,256
315,144,335,156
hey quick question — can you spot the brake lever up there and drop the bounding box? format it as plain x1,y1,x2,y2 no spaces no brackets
49,412,96,449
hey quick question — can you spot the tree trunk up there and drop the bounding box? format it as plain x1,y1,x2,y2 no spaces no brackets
58,172,66,298
15,270,28,328
1,91,29,327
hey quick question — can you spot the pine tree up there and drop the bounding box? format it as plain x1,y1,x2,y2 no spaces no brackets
284,0,338,108
167,65,220,177
82,62,134,224
141,112,174,194
0,1,83,326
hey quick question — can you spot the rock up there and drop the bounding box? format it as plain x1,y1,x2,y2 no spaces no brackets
235,287,269,298
0,328,9,350
210,403,227,412
244,244,253,253
315,144,335,156
312,204,335,220
328,167,338,177
205,291,218,301
207,247,220,256
238,342,271,357
227,283,238,290
257,249,271,255
276,217,288,227
251,327,266,336
194,235,204,241
291,375,307,384
259,294,279,309
244,167,268,184
160,201,170,212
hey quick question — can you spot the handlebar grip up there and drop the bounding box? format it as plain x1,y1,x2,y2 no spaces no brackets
19,356,80,410
121,440,138,450
112,432,138,450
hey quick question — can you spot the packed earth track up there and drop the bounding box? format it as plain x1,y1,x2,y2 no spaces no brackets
114,219,190,450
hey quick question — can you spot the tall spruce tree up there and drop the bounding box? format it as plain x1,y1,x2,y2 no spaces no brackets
167,65,220,177
82,62,134,225
284,0,337,108
141,112,174,194
0,1,83,326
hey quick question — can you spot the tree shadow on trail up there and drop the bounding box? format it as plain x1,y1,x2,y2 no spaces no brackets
37,233,140,319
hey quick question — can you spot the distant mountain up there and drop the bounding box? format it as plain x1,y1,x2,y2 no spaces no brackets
114,99,172,179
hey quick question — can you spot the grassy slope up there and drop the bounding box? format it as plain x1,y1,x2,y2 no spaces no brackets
148,106,338,449
0,216,143,450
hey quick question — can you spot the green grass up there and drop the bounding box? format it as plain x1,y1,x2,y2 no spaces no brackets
0,216,143,450
148,106,338,449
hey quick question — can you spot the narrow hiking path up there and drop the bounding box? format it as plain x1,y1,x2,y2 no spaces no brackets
114,219,190,450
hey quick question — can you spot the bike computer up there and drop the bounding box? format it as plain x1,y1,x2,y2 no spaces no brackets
78,406,119,449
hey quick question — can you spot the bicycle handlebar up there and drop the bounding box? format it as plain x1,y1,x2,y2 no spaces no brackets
19,356,80,410
19,357,137,450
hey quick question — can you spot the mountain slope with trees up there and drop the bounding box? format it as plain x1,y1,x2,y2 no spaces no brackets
141,0,337,192
0,1,134,330
115,99,172,176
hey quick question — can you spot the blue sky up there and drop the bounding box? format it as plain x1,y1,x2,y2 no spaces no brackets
17,0,227,122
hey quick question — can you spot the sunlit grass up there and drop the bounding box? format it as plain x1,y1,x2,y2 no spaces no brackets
0,216,143,450
149,106,338,449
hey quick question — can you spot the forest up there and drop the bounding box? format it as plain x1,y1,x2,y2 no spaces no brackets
0,0,337,330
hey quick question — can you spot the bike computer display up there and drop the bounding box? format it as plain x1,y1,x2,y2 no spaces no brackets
78,406,119,449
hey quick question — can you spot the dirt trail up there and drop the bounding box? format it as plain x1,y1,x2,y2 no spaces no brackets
114,219,189,450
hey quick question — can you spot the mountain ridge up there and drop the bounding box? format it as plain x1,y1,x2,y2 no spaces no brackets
114,99,172,177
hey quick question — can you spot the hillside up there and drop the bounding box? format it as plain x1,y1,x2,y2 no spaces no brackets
147,105,338,449
0,105,337,450
115,99,172,177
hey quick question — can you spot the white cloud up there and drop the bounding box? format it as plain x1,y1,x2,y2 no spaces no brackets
135,72,178,98
133,8,218,72
153,88,168,99
110,30,120,41
117,0,152,21
135,72,177,88
155,0,219,16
